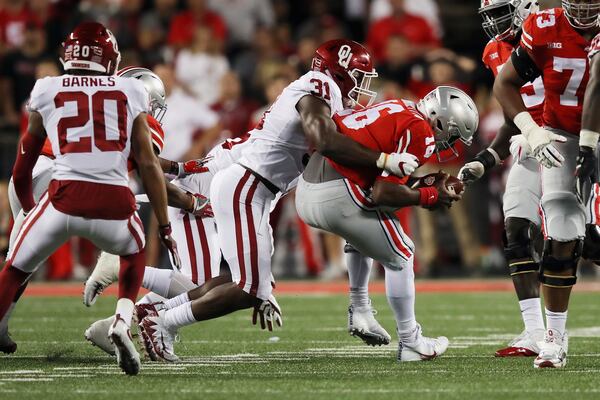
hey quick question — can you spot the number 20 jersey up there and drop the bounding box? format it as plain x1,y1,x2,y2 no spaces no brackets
27,75,150,187
239,71,343,192
520,8,592,134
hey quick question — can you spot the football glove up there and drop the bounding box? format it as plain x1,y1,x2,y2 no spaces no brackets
252,294,283,331
514,111,566,168
177,156,212,178
575,146,597,206
186,193,214,218
158,223,181,270
458,148,500,185
377,152,419,178
509,134,532,163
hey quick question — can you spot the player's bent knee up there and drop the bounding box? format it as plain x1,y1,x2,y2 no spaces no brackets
541,191,586,241
503,217,539,276
539,239,582,288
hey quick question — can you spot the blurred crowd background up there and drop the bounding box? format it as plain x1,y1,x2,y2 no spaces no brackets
0,0,568,281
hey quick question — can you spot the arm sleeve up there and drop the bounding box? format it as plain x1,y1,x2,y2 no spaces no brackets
511,45,542,83
13,132,46,212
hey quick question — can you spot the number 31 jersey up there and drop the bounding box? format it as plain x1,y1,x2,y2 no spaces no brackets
328,99,436,190
520,8,592,134
240,71,343,192
27,75,150,187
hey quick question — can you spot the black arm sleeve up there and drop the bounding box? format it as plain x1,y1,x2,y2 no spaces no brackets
510,46,542,83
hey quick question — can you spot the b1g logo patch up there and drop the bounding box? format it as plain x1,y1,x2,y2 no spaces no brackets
338,45,353,68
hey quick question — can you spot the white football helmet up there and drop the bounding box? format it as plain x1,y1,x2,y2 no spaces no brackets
562,0,600,29
117,66,167,123
479,0,539,40
416,86,479,162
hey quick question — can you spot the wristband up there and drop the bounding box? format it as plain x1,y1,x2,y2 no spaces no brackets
473,148,500,172
513,111,538,138
376,153,388,169
418,187,439,207
580,129,600,150
158,223,172,237
169,161,179,175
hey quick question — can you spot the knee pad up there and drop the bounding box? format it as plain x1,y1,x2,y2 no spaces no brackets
503,217,539,276
539,239,582,288
582,224,600,262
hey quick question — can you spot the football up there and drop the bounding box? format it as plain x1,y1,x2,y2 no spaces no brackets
411,172,465,195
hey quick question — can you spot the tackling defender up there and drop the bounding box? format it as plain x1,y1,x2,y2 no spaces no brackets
296,87,478,361
0,22,178,374
493,2,600,368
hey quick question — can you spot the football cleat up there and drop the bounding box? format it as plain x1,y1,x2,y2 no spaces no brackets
83,252,120,306
348,302,391,346
108,314,141,375
534,329,568,369
495,329,543,357
0,330,17,354
85,316,116,356
138,310,180,363
398,324,449,362
133,302,163,326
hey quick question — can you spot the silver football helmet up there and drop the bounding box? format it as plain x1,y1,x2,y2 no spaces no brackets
416,86,479,162
117,66,167,123
479,0,539,40
562,0,600,29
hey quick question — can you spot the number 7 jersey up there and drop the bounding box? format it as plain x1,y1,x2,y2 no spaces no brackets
520,8,592,134
27,75,150,186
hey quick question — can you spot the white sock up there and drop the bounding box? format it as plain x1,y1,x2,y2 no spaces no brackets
115,298,135,327
346,250,371,308
142,267,173,297
384,258,417,339
164,302,196,331
163,292,190,310
136,292,167,306
0,303,16,333
519,298,545,333
545,308,568,336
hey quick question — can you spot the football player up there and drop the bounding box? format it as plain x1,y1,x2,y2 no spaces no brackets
296,87,478,361
135,39,422,362
493,1,600,368
0,66,208,355
0,22,178,375
459,0,546,357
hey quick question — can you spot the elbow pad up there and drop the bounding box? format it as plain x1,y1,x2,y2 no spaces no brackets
510,46,541,83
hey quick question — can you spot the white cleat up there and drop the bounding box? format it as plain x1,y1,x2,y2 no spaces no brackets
348,302,391,346
494,329,543,357
398,324,449,362
83,252,120,306
108,314,141,375
534,329,568,369
85,316,116,356
138,309,180,363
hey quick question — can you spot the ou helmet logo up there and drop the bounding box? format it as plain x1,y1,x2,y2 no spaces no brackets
338,44,353,69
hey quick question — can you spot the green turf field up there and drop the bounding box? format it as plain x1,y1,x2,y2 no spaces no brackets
2,291,600,400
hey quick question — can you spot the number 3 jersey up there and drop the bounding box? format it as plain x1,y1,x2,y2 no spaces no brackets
27,75,150,187
328,99,435,190
520,8,592,134
239,71,343,192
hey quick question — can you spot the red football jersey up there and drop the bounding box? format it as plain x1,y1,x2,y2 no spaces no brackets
520,8,592,134
328,99,436,190
482,38,544,124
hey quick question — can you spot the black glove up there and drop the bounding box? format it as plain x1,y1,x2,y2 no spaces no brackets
575,146,597,205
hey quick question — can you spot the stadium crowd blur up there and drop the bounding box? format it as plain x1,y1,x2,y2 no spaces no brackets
0,0,525,280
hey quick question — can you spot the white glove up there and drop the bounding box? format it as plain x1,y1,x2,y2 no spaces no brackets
376,152,419,177
514,112,566,168
458,161,484,184
252,294,283,331
509,134,533,163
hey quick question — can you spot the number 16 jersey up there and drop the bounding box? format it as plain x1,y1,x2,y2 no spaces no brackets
27,74,150,187
520,8,592,134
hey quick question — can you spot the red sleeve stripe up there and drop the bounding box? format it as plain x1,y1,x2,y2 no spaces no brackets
150,127,164,152
521,28,533,50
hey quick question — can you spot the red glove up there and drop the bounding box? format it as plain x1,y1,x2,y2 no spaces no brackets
158,223,181,270
177,156,212,177
186,193,214,218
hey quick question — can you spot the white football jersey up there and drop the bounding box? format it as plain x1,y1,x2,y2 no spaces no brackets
27,75,150,187
238,71,343,192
